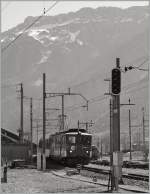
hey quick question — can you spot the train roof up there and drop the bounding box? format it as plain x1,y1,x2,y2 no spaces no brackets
65,132,92,136
51,128,91,136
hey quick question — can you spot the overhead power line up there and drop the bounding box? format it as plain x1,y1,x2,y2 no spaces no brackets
137,58,149,68
2,1,59,53
68,55,149,91
65,80,148,113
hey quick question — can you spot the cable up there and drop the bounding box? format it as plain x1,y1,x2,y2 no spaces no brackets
2,1,59,53
65,77,148,113
68,55,149,91
137,58,149,68
65,95,108,112
123,56,149,68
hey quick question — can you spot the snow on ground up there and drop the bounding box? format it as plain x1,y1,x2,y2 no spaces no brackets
1,168,107,193
77,39,84,45
68,30,80,42
1,39,5,42
50,36,58,41
2,168,137,193
36,50,52,65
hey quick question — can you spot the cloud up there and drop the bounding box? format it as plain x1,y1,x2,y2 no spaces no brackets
34,79,42,86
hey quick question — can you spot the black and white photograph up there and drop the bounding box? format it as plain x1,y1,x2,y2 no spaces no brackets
1,0,149,193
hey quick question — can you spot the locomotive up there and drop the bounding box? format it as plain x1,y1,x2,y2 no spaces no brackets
39,128,92,165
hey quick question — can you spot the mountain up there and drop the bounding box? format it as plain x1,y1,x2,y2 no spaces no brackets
1,6,149,145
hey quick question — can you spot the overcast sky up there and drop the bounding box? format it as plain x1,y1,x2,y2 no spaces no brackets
1,1,149,32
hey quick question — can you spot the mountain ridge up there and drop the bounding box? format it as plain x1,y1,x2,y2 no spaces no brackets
1,6,149,145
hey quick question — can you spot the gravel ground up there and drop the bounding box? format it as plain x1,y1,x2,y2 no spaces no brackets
1,168,108,193
80,169,149,190
2,166,148,193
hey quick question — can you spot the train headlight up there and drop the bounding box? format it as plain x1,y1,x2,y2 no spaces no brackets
71,146,75,151
86,150,89,154
70,150,73,153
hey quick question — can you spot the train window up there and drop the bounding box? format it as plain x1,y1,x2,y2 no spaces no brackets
68,136,76,144
81,135,91,145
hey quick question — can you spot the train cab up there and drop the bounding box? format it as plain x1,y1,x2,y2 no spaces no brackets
66,129,92,164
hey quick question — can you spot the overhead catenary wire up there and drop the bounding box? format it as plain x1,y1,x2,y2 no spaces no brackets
2,1,59,53
2,7,149,137
3,70,147,125
123,56,149,69
34,78,148,117
68,55,149,90
2,16,149,119
65,80,148,113
137,58,149,68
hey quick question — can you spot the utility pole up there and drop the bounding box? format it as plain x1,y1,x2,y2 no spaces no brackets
37,121,39,146
101,139,103,159
20,83,24,143
142,107,145,160
128,99,132,160
111,58,121,192
45,88,88,132
77,120,80,133
109,98,114,190
30,98,33,162
120,100,135,161
112,58,121,151
104,79,114,190
61,95,64,131
138,128,141,150
97,137,100,153
85,122,88,131
106,58,137,191
42,73,46,170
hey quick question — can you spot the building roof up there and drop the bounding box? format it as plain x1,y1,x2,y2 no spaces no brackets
1,128,20,144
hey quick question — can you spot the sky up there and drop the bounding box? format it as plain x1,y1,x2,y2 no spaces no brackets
1,1,149,32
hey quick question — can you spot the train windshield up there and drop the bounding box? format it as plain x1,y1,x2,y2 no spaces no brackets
81,135,91,146
68,136,76,144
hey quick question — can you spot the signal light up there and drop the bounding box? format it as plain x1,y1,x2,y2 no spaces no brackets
111,68,121,95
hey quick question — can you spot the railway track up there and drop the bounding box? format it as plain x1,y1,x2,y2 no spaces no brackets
82,166,149,182
52,168,149,193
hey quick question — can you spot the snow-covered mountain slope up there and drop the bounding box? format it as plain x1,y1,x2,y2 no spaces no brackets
1,6,149,143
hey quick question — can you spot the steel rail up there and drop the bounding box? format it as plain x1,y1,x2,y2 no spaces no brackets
82,166,149,182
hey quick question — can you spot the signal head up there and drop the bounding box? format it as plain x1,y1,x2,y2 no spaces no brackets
111,68,121,95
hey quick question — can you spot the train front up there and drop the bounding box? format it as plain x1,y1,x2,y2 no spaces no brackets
66,129,92,165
